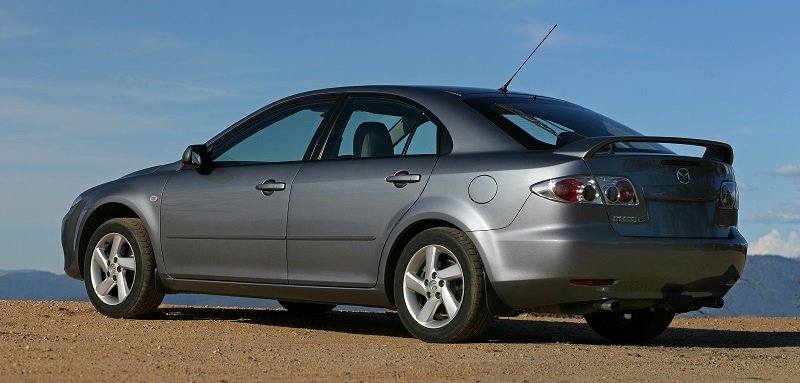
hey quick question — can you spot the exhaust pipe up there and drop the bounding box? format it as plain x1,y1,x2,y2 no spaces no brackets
594,299,621,311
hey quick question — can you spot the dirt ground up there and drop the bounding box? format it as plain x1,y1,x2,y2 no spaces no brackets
1,300,798,382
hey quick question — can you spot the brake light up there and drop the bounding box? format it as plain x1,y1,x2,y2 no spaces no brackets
532,176,639,206
531,176,600,204
719,181,738,209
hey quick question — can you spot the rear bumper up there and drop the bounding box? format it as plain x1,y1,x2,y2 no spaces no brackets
469,223,747,312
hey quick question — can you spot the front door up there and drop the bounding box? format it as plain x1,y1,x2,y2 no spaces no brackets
160,98,337,283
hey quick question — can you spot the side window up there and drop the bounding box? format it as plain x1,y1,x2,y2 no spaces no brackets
405,119,437,155
213,100,335,164
324,98,439,159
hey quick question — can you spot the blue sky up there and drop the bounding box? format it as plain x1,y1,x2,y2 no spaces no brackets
1,1,798,272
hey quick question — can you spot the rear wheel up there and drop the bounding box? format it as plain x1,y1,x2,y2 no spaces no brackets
83,218,164,318
393,227,492,343
278,301,336,314
584,309,675,343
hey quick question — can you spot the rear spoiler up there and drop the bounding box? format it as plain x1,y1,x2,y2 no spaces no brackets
554,136,734,164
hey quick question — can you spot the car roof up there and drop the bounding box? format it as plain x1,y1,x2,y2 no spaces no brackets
290,85,538,99
207,85,548,154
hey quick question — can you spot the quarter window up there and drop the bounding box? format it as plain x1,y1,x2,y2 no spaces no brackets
405,119,437,155
212,100,335,164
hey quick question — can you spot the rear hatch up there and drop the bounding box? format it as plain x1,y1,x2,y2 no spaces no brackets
562,137,737,238
460,95,738,238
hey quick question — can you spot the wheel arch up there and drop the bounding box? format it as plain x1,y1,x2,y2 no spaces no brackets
381,213,519,316
382,218,460,307
77,203,141,278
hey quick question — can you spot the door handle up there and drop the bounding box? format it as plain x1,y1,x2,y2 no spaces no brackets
256,179,286,195
386,171,421,187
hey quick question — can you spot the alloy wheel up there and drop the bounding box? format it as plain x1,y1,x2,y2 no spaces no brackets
402,244,464,329
89,233,136,305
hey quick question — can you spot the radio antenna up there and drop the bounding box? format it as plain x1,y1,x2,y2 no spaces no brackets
498,24,557,94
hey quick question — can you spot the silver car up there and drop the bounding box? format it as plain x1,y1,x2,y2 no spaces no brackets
61,86,747,343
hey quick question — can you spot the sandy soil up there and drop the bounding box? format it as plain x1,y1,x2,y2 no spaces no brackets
1,300,798,382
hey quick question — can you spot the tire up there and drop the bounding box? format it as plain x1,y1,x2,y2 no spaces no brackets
393,227,492,343
278,301,336,314
83,218,164,318
584,309,675,343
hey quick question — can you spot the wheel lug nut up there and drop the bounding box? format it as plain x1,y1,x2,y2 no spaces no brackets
114,257,118,263
435,292,441,299
117,266,122,272
112,275,117,281
424,279,428,285
439,280,444,287
426,292,431,298
432,272,437,278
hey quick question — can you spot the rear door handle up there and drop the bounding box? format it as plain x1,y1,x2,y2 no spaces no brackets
256,179,286,195
386,171,421,186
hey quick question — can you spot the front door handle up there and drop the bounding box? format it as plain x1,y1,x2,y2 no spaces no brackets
386,171,421,187
256,179,286,195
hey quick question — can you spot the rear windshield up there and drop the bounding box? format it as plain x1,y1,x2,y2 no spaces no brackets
464,95,669,152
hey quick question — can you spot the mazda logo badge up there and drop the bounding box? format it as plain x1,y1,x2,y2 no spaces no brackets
676,168,691,184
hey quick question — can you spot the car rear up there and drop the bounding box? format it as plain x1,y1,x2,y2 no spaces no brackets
462,94,747,314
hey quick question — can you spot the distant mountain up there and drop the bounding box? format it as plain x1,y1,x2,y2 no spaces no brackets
694,255,800,317
0,270,88,301
0,255,798,316
0,270,282,308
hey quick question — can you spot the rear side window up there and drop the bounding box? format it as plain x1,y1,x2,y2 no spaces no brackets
464,96,669,153
323,98,441,159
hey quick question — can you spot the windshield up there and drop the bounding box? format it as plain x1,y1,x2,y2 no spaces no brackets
464,95,670,153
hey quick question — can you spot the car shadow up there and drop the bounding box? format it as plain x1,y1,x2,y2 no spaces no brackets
153,306,800,348
154,306,413,339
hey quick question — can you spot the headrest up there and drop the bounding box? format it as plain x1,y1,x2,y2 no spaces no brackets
353,122,393,158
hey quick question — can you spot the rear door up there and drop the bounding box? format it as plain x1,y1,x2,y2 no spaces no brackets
286,96,442,287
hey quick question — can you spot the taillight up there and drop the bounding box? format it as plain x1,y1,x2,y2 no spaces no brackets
719,181,738,209
532,176,639,206
595,176,639,206
531,176,601,204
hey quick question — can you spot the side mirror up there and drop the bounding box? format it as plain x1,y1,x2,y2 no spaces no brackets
181,144,209,168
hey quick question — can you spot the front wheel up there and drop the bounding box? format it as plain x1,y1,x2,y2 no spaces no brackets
584,310,675,343
393,228,492,343
83,218,164,318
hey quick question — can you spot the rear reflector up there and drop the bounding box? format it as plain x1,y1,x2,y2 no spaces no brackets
570,279,616,286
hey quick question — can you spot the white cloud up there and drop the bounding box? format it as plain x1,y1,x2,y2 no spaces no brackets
772,164,800,177
748,202,800,224
0,96,167,134
0,76,229,103
737,182,757,192
0,25,37,41
749,230,800,258
115,76,229,100
137,36,184,50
